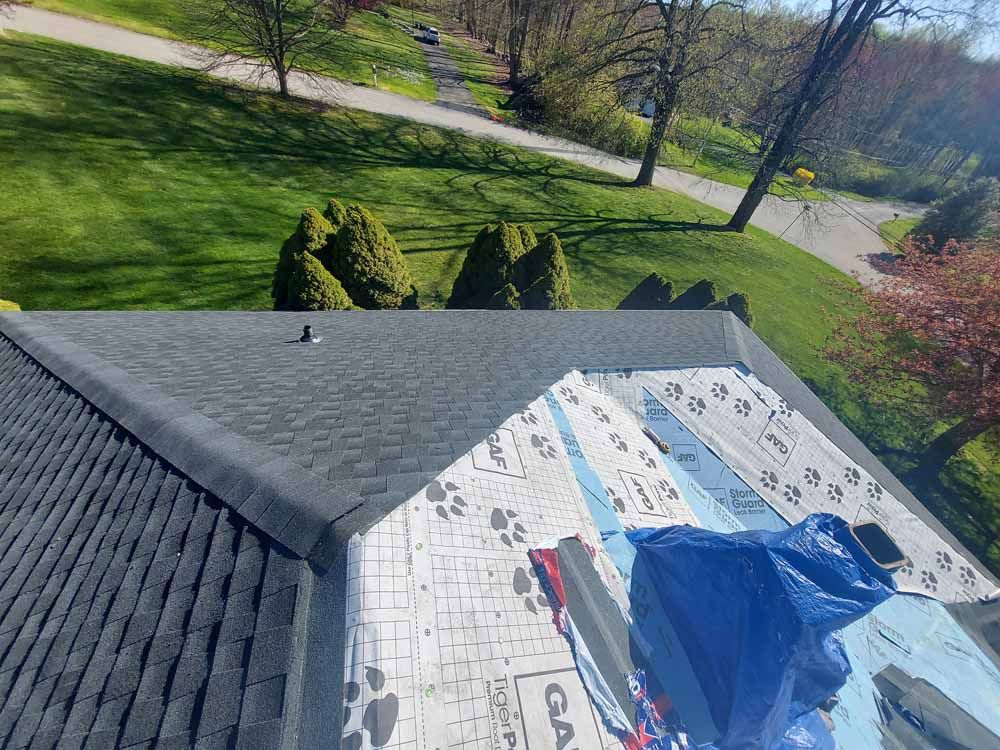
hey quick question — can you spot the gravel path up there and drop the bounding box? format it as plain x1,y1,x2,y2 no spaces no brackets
413,33,482,115
5,6,923,283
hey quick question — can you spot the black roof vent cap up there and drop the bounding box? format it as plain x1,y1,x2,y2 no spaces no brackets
299,325,322,344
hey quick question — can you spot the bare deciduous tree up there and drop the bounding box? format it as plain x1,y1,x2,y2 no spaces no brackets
630,0,745,186
727,0,994,232
186,0,351,98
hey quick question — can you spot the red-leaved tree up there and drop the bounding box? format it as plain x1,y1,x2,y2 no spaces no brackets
826,237,1000,483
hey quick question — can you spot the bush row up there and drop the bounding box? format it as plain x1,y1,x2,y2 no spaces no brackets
617,273,753,327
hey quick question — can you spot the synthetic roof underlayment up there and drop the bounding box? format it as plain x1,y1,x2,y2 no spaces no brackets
343,368,1000,750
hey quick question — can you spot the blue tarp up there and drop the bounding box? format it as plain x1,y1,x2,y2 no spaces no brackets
625,514,897,750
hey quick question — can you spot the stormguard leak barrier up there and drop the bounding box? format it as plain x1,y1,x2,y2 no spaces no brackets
623,514,897,750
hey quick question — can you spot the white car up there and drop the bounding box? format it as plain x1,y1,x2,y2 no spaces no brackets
422,27,440,45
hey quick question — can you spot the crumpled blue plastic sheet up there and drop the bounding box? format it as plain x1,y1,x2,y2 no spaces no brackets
624,513,896,750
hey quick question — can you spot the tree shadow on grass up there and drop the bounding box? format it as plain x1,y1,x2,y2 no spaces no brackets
3,36,732,308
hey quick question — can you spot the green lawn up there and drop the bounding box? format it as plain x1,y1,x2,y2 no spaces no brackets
878,216,920,251
658,116,828,201
440,32,508,113
31,0,436,100
2,33,996,573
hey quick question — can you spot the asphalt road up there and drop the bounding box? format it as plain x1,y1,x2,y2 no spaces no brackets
4,6,923,283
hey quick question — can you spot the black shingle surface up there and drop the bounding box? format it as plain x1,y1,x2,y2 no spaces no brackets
0,336,309,749
18,311,733,529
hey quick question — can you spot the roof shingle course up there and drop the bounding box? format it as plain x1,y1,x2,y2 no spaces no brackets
0,337,309,749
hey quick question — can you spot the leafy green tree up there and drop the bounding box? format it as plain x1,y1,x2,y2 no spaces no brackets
332,205,414,309
618,273,675,309
913,178,999,252
272,208,334,309
287,253,354,311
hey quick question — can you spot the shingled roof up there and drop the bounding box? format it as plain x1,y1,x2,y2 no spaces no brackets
0,310,994,749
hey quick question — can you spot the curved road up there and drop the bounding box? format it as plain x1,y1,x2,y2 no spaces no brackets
5,6,922,283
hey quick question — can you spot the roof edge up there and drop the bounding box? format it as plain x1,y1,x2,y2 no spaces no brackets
0,312,360,565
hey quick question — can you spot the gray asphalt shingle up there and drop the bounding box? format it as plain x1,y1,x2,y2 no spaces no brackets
0,336,307,749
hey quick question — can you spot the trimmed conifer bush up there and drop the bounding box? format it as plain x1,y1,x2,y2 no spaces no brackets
0,299,21,311
287,252,354,311
272,208,334,309
487,283,521,309
331,205,414,309
671,279,717,310
447,222,528,308
617,273,674,310
516,223,538,252
516,233,575,310
323,198,347,232
724,292,753,327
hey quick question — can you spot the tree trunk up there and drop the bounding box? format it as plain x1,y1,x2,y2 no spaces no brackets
634,87,677,187
276,66,289,97
726,130,792,230
907,418,990,485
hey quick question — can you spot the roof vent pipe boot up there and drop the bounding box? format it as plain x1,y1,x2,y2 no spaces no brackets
299,325,322,343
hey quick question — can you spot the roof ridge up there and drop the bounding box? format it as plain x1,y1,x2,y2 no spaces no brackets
0,312,358,567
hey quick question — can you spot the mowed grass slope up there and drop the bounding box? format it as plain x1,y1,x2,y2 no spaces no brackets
31,0,436,99
0,34,851,379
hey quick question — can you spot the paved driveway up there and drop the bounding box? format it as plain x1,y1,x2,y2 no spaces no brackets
5,6,923,283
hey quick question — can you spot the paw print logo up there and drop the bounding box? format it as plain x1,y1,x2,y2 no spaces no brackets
783,484,802,506
606,486,626,513
608,432,628,453
656,478,680,502
491,508,527,547
734,398,752,417
591,405,611,424
343,666,398,750
898,560,914,577
777,399,794,417
558,386,580,405
512,566,549,614
936,550,953,572
618,368,634,380
710,382,729,401
866,481,883,502
920,569,938,593
637,448,657,469
519,409,538,426
959,565,977,587
760,470,779,491
844,467,861,486
826,482,844,503
425,480,467,520
663,382,684,402
530,434,557,460
803,467,822,487
687,396,707,416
